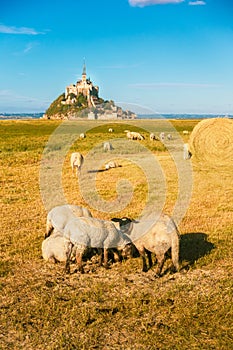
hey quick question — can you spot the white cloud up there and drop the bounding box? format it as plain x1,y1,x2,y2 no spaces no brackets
23,42,37,53
0,23,44,35
188,1,206,5
128,0,185,7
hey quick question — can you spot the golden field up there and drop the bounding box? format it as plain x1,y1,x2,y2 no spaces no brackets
0,119,232,349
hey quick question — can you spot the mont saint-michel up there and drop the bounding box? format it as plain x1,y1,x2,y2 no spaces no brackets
43,63,136,120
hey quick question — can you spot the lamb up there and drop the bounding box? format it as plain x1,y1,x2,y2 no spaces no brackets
42,230,73,263
70,152,84,176
45,204,92,238
64,217,132,274
112,213,180,277
105,160,117,170
103,141,113,151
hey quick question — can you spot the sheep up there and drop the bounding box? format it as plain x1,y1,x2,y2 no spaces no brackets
167,133,172,140
103,141,114,152
159,132,165,141
125,131,144,140
64,217,132,274
108,128,114,133
70,152,84,176
183,130,189,135
112,213,180,277
150,133,159,141
79,133,86,139
183,143,192,160
42,230,74,263
105,160,117,170
45,204,92,238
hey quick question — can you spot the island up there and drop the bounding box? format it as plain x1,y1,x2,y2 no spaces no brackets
43,62,136,120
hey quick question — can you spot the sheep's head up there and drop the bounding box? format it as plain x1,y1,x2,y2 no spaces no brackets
111,217,137,234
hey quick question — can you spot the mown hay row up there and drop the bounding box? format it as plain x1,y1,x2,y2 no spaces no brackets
189,118,233,168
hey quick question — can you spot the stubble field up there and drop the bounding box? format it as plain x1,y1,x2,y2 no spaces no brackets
0,119,232,349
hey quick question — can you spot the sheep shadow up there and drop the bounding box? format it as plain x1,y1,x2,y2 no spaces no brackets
179,232,215,268
88,169,106,173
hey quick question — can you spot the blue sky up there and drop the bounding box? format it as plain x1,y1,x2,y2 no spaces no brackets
0,0,233,114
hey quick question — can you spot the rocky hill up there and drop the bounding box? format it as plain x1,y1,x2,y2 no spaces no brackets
43,63,136,120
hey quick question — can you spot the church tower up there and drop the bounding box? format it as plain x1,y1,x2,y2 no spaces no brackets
82,60,87,82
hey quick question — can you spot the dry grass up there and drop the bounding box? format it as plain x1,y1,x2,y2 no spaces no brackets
0,119,233,349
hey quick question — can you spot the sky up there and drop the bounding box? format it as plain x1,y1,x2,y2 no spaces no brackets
0,0,233,114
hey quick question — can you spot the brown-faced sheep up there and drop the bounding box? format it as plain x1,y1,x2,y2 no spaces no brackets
112,213,180,277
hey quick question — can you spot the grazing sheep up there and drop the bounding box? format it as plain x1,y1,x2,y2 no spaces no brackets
112,213,180,277
167,133,172,140
45,204,92,238
103,141,113,151
159,132,165,141
42,231,73,263
105,161,117,170
150,133,158,141
79,133,86,139
183,143,192,160
183,130,189,135
108,128,114,133
64,217,132,274
125,131,144,140
70,152,84,176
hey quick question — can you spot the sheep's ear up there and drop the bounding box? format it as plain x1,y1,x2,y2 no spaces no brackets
111,218,121,222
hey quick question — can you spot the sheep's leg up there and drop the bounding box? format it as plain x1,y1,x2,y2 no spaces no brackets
103,248,109,269
146,250,153,269
65,242,73,274
76,247,85,274
98,248,103,266
111,248,121,263
45,221,53,238
138,248,147,272
155,254,165,277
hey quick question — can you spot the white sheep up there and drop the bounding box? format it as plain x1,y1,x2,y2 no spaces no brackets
79,133,86,139
150,133,158,141
167,133,172,140
159,132,165,141
108,128,114,133
42,231,73,263
183,143,192,160
70,152,84,176
183,130,189,135
105,160,117,170
64,217,132,273
45,204,92,238
125,131,144,140
112,213,180,277
103,141,113,151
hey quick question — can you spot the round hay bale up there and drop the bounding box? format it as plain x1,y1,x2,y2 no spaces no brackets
189,118,233,167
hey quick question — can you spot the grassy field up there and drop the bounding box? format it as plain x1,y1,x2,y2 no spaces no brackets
0,119,232,349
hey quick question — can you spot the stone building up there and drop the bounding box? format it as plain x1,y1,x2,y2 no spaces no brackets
65,62,99,107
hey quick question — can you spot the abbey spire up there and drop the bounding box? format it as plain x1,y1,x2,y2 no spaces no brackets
82,59,86,82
